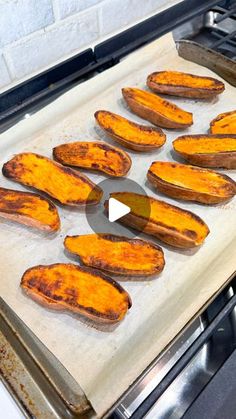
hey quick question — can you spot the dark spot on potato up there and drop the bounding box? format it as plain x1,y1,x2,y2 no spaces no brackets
27,277,38,288
91,163,100,169
183,229,197,239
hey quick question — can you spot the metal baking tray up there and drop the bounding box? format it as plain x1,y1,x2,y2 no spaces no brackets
0,38,235,418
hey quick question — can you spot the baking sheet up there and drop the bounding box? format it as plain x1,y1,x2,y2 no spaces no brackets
0,33,235,417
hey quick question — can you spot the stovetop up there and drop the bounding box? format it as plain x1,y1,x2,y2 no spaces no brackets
174,2,236,60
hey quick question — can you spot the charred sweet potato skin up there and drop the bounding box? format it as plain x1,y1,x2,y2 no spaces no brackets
2,153,102,205
0,187,60,231
147,71,225,99
21,263,131,324
122,87,193,129
147,162,236,204
105,192,209,249
64,234,165,276
173,135,236,169
95,110,166,151
53,141,131,177
210,110,236,134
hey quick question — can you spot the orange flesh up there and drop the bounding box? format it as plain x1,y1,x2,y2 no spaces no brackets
149,162,235,197
0,187,60,230
123,88,193,124
110,192,208,244
2,153,102,205
53,141,131,176
211,111,236,134
21,264,130,321
64,234,164,274
173,136,236,154
95,111,165,145
149,71,223,90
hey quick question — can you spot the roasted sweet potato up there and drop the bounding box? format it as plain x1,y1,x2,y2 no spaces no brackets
2,153,102,206
95,110,166,151
21,263,131,324
173,135,236,169
0,187,60,231
147,162,236,204
122,87,193,129
147,71,225,99
64,234,165,276
210,110,236,134
53,141,131,177
105,192,209,248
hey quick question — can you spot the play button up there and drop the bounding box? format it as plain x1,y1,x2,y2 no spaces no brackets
85,177,150,239
108,198,130,222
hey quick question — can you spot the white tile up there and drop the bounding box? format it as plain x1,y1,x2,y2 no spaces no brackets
6,9,99,79
0,0,54,48
0,54,12,88
56,0,104,19
100,0,167,36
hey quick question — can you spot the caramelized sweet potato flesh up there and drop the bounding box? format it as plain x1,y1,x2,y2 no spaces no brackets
53,141,131,177
210,110,236,134
95,110,166,150
106,192,209,248
173,135,236,169
21,263,131,323
2,153,102,206
148,162,236,204
64,234,165,276
0,187,60,231
147,71,225,98
122,87,193,129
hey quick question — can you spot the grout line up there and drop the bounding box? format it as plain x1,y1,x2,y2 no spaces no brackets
3,28,46,51
51,0,60,21
2,52,15,81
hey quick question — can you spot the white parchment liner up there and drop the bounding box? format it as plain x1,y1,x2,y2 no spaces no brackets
0,34,235,417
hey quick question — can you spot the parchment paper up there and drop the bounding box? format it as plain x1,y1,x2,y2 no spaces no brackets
0,33,235,417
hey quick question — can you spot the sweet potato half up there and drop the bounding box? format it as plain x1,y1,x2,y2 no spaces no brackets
147,162,235,204
210,110,236,134
2,153,102,206
147,71,225,99
0,187,60,231
105,192,209,248
21,263,131,324
122,87,193,129
64,234,165,276
173,135,236,169
53,141,131,177
95,110,166,151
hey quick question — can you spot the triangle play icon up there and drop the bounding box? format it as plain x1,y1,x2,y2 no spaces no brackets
108,197,131,222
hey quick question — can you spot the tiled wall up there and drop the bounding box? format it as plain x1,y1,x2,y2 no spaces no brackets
0,0,179,91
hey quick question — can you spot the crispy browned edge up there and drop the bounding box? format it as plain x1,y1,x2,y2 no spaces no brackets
210,110,236,133
121,88,193,129
94,110,166,151
147,164,236,204
64,233,165,276
147,72,225,99
172,135,236,169
2,153,103,205
0,187,60,231
104,195,210,249
21,263,132,324
53,141,132,177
